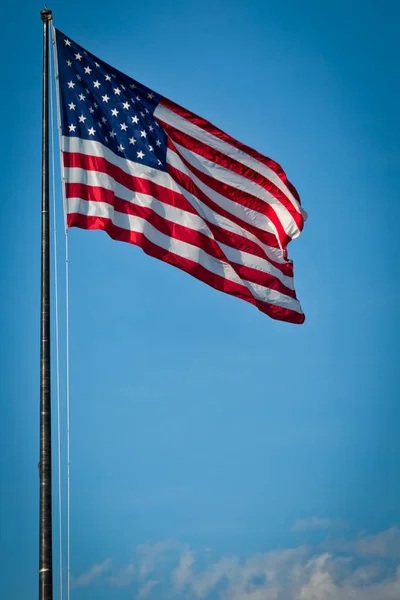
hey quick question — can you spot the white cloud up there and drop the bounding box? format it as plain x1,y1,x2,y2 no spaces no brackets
138,579,159,599
172,547,195,589
296,553,338,599
354,527,400,558
190,555,240,598
177,546,400,600
72,557,112,588
106,562,135,587
72,526,400,599
137,539,181,579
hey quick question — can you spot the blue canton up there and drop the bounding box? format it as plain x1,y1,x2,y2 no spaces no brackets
55,29,167,172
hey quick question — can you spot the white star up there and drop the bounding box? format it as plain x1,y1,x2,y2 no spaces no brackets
102,95,110,103
131,116,139,124
155,139,161,146
66,60,72,67
105,74,111,81
76,74,82,81
93,80,101,88
98,121,103,128
84,66,92,74
118,144,125,152
101,116,107,123
78,114,87,123
111,73,117,78
122,102,130,110
89,107,94,114
64,39,71,46
129,137,136,145
95,61,100,67
129,83,136,89
148,145,154,151
88,127,96,136
140,130,147,138
85,88,90,94
104,136,108,143
121,84,126,90
79,93,86,101
136,95,141,101
67,81,75,89
111,108,119,117
147,93,154,99
140,111,145,117
114,87,121,95
157,159,162,166
75,53,82,61
68,124,76,132
109,130,116,138
68,102,76,110
120,123,128,131
148,125,154,132
144,108,149,114
137,150,144,159
155,122,160,127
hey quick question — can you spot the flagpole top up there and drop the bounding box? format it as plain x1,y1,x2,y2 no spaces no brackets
40,7,52,21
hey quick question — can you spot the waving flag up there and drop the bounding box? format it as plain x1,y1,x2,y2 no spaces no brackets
55,29,307,323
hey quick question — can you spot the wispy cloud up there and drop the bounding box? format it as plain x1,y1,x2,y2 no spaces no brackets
172,547,195,589
167,541,400,600
72,557,112,588
137,539,182,579
106,562,135,587
354,526,400,558
71,526,400,599
138,579,159,599
329,526,400,559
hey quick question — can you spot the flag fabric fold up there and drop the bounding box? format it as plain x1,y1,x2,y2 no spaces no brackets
54,28,307,323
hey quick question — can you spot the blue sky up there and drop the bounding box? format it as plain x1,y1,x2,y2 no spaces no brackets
1,1,399,598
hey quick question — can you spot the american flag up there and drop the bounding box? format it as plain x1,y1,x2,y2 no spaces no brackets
55,28,307,324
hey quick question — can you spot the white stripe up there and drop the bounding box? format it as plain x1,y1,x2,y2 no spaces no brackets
62,136,289,265
65,167,294,290
154,103,307,220
69,198,302,313
172,141,300,240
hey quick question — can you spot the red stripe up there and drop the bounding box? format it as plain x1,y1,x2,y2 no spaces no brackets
160,97,302,205
67,182,297,299
161,120,303,238
168,139,290,249
68,212,305,324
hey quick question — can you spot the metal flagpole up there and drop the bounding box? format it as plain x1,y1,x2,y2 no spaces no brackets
39,7,53,600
